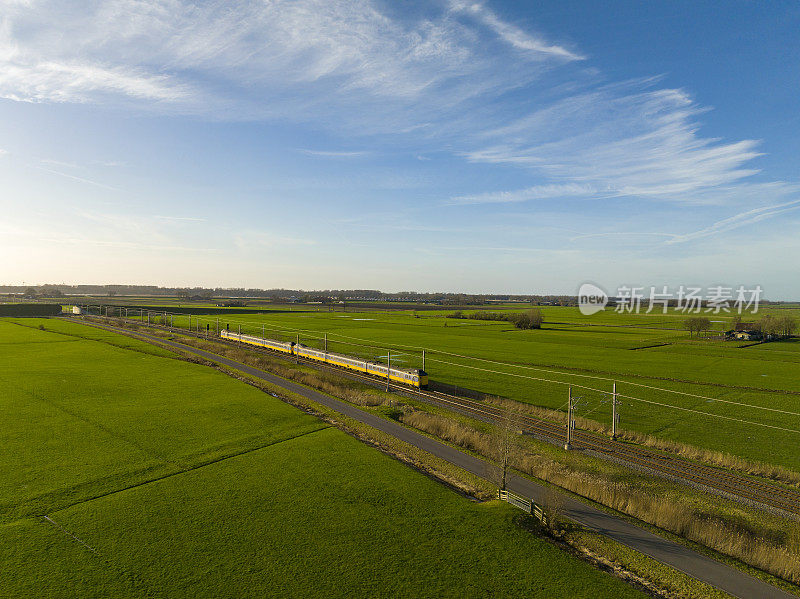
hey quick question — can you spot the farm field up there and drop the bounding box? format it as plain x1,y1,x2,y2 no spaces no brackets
122,305,800,472
0,318,645,598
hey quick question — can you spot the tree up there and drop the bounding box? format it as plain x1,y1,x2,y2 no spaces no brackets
684,316,711,337
779,315,797,337
765,315,798,338
490,404,521,491
699,317,712,335
757,315,780,337
683,317,697,336
22,287,38,298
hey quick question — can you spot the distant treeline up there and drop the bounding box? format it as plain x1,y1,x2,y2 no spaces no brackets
447,309,544,330
0,283,599,306
3,283,790,306
0,303,62,317
84,305,302,316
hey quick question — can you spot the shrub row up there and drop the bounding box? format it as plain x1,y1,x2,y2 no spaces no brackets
447,308,544,329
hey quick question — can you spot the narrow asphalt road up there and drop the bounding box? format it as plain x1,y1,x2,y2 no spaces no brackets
90,322,797,599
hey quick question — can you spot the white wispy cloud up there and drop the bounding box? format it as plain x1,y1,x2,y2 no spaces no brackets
35,166,118,190
463,82,763,201
568,231,678,243
233,230,316,250
449,1,584,61
40,158,79,168
666,199,800,244
36,237,216,252
448,183,597,205
0,0,564,121
1,0,794,246
300,149,369,158
0,210,217,254
0,61,191,104
153,215,207,222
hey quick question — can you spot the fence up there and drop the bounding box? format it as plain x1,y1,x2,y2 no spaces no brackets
498,489,548,526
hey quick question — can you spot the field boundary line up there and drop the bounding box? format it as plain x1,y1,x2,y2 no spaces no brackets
17,385,180,468
42,515,153,596
41,515,98,554
7,319,183,359
49,426,330,514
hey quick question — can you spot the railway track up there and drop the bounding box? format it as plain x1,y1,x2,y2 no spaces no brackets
415,388,800,517
84,316,800,518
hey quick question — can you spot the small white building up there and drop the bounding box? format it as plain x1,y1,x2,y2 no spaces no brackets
72,306,84,315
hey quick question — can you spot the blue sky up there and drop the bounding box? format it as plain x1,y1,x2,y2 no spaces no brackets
1,1,799,297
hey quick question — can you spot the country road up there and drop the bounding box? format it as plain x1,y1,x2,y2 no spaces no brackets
86,321,797,599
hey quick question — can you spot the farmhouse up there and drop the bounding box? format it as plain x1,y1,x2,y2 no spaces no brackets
733,330,762,341
726,322,762,341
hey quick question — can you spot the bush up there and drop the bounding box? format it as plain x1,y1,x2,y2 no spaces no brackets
510,309,544,330
447,309,544,329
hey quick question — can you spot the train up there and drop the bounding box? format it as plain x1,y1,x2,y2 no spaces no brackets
220,329,428,388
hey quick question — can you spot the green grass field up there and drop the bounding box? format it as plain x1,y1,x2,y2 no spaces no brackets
0,318,645,598
123,305,800,472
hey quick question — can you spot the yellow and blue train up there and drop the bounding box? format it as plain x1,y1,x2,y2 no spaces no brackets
221,329,428,388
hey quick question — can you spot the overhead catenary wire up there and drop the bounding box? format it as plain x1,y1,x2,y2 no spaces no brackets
617,393,800,436
191,316,800,417
426,356,800,435
101,306,800,421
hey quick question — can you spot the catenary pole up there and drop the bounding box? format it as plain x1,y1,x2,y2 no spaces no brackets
612,382,618,440
386,350,391,392
565,387,573,450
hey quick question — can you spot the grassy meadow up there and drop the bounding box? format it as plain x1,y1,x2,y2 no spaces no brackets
123,304,800,472
0,318,645,598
